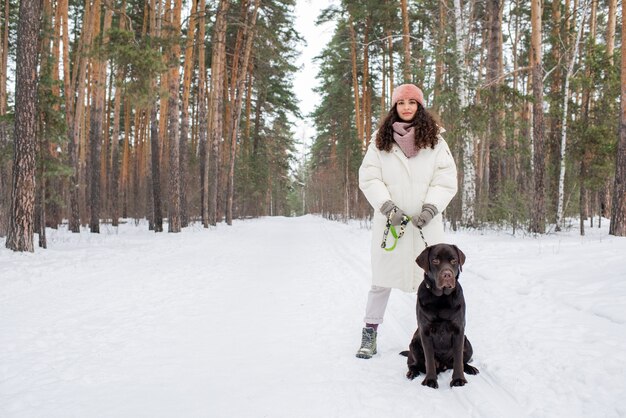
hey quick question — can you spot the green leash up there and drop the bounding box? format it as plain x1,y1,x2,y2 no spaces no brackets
380,208,430,251
381,207,411,251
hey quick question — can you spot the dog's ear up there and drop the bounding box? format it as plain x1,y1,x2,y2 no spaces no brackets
416,246,431,272
452,245,466,271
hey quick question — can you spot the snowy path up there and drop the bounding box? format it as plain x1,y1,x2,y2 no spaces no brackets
1,215,625,417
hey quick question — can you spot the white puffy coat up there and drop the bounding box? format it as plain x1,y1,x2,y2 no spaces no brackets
358,135,458,293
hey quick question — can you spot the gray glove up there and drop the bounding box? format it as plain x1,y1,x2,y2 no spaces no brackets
412,203,438,228
380,200,408,226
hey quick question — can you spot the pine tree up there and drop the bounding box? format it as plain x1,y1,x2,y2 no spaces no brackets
529,0,545,233
609,0,626,236
453,0,476,226
6,0,42,252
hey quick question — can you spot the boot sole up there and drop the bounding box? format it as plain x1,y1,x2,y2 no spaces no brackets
355,350,377,359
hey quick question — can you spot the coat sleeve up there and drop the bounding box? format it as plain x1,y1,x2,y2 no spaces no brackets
359,143,391,213
423,138,458,212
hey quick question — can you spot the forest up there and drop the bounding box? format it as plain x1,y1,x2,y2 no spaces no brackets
1,0,625,252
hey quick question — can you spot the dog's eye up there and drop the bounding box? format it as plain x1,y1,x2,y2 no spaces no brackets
432,259,440,265
450,259,457,265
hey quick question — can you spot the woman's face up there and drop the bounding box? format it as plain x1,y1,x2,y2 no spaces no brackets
396,99,418,121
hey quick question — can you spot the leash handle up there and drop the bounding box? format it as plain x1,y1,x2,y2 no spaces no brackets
380,207,429,251
381,207,410,251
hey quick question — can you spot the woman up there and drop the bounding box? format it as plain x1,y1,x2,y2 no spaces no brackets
356,84,458,359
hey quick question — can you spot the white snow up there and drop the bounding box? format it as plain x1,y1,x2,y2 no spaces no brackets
1,215,625,417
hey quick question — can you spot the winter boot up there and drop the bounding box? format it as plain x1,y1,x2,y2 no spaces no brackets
355,327,377,359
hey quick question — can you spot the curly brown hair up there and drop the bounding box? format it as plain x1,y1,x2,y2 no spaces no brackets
375,103,440,152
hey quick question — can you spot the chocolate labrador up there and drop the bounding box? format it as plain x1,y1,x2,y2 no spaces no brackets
404,244,479,388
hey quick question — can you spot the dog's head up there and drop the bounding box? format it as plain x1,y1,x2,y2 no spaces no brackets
416,244,466,296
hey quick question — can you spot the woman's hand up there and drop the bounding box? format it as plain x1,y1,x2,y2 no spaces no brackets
411,204,438,228
380,200,408,226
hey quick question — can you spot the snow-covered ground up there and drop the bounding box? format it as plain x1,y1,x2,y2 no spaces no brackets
1,215,625,418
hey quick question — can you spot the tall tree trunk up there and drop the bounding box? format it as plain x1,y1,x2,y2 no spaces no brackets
223,1,248,223
510,0,523,185
579,0,597,236
68,0,95,232
38,0,54,241
556,1,588,231
453,0,476,226
609,0,626,236
149,103,163,231
6,0,42,252
361,15,371,149
387,27,394,91
37,132,47,248
606,0,617,63
179,0,197,228
121,97,130,218
60,0,70,140
109,1,126,228
88,1,110,233
347,14,363,148
400,0,411,82
149,0,163,231
226,0,259,225
0,0,7,239
486,0,504,201
167,0,182,232
209,0,229,225
380,44,386,122
197,0,209,227
548,0,563,221
157,0,168,223
529,0,545,233
0,0,9,116
433,0,446,112
228,0,248,106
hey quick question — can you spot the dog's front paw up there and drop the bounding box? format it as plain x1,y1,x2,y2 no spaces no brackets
421,378,438,389
450,377,467,387
406,369,419,380
464,364,479,375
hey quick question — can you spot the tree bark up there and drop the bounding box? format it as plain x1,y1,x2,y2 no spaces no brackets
548,0,563,220
208,0,229,225
609,0,626,236
109,1,127,228
453,0,476,226
529,0,545,233
361,15,371,149
88,0,110,233
606,0,617,63
6,0,42,252
387,27,394,93
148,0,163,233
556,1,588,231
486,0,504,201
347,14,363,148
68,0,95,232
226,0,259,225
179,0,197,228
433,0,446,112
400,0,411,82
197,0,209,227
0,0,9,115
167,0,182,232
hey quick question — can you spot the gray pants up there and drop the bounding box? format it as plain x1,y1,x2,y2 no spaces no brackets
363,285,392,325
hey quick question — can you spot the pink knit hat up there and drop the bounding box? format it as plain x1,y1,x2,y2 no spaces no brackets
391,84,425,108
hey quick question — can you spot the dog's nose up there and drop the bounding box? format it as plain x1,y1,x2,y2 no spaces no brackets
440,270,455,288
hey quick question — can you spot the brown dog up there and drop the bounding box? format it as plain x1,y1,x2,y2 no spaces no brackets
405,244,478,388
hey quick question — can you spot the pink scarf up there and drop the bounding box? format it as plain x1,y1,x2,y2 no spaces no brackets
392,122,418,158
